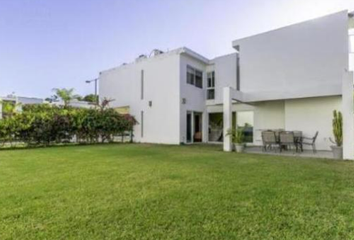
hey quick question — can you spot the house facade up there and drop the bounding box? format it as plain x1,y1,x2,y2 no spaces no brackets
99,11,354,158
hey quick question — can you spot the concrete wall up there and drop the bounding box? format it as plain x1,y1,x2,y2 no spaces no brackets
285,96,342,151
253,101,286,145
212,53,237,104
99,52,181,144
232,11,349,101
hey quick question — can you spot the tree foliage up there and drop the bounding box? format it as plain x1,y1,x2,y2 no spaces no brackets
52,88,81,107
83,94,98,103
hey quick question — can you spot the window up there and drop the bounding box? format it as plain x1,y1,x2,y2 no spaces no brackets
207,71,215,100
195,70,203,88
187,65,203,89
187,66,195,85
141,70,144,100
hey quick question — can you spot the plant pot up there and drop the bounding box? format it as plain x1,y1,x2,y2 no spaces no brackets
234,144,245,153
331,146,343,159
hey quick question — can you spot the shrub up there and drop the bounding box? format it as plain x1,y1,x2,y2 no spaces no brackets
0,104,136,148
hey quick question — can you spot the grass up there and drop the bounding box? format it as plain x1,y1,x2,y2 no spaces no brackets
1,144,354,239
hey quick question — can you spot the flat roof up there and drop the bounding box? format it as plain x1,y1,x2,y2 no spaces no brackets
232,10,349,47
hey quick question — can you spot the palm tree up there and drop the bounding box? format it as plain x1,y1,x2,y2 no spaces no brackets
52,88,80,107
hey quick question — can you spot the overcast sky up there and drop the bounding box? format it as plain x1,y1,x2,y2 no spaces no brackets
0,0,353,98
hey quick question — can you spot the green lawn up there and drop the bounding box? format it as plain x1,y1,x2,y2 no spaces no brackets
1,144,354,239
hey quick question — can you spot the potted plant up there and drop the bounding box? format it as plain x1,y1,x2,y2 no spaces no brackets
330,110,343,159
226,127,245,153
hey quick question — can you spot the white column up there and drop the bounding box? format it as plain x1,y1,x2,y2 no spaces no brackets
203,111,208,143
342,71,354,160
223,87,232,151
191,111,194,144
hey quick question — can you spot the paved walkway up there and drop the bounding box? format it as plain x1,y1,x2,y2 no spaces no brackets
245,146,334,159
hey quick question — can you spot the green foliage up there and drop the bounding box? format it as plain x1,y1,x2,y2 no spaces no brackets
52,88,81,107
0,104,136,148
0,100,21,119
83,94,99,103
226,127,245,144
331,110,343,147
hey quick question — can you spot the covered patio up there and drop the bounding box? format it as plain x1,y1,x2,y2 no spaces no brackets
222,71,354,160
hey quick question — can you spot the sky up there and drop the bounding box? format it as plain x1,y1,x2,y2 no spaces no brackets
0,0,354,98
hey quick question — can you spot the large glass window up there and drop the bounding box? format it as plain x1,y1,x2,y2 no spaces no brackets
207,71,215,100
187,65,203,89
236,111,254,143
208,113,223,142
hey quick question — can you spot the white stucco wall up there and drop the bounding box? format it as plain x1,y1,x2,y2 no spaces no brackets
232,11,349,102
99,52,181,144
285,96,342,151
212,53,237,104
179,54,208,143
253,101,286,145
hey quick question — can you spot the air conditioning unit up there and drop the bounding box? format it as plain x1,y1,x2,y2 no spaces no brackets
152,49,164,56
136,54,147,62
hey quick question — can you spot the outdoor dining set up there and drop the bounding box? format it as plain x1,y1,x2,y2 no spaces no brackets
261,130,319,153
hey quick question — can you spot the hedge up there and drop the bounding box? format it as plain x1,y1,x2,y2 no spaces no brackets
0,104,137,148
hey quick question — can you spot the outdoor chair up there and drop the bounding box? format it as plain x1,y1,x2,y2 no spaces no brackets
302,131,318,153
261,131,280,152
194,132,202,142
279,131,298,153
293,131,303,152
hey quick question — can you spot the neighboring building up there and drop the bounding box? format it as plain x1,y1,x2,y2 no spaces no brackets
0,95,95,119
0,95,45,119
51,99,95,109
99,10,354,159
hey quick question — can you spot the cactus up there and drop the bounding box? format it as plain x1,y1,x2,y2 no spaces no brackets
331,110,343,147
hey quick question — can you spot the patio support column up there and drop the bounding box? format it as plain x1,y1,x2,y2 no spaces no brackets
191,111,195,144
203,111,208,143
342,71,354,160
0,100,2,120
223,87,232,152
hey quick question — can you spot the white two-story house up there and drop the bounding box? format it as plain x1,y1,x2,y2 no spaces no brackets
99,10,354,159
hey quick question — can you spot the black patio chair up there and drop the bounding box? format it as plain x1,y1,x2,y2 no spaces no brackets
293,131,303,152
302,131,319,153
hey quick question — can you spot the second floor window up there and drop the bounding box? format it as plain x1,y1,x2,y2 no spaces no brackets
187,66,203,89
207,71,215,100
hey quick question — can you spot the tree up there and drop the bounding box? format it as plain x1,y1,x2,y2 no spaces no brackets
45,95,59,103
52,88,80,107
83,94,98,103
